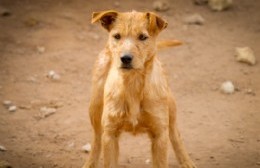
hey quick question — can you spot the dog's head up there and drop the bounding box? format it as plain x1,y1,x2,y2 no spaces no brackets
92,10,167,70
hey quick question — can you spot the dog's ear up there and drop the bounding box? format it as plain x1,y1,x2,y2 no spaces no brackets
91,10,118,31
146,12,168,35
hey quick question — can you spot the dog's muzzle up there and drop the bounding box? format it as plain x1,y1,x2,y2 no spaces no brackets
120,55,133,69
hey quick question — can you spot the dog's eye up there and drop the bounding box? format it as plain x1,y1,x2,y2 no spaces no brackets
113,33,121,40
138,34,148,41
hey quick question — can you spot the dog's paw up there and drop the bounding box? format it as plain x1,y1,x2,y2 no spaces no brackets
181,161,197,168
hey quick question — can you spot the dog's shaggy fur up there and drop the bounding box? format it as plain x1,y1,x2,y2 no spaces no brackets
82,10,196,168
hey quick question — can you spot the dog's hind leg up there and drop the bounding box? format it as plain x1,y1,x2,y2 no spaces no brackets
168,97,197,168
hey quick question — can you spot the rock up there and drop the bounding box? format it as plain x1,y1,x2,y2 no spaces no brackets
3,100,12,108
208,0,232,11
89,33,100,40
184,14,205,25
235,47,256,65
153,1,170,12
245,88,255,96
82,143,91,153
37,46,45,54
8,105,17,112
67,142,75,148
0,7,11,17
145,159,151,164
220,81,235,94
0,160,12,168
0,145,7,152
194,0,208,5
39,107,56,118
18,105,32,110
114,1,120,7
47,70,61,80
24,18,39,27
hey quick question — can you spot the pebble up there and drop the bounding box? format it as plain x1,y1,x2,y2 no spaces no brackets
0,160,12,168
245,88,255,96
145,159,151,164
39,107,57,118
184,13,205,25
235,47,256,65
82,143,91,153
0,6,11,17
0,145,6,152
67,142,75,148
47,70,61,80
114,1,120,7
208,0,232,11
153,1,170,12
220,81,235,94
24,17,39,27
8,105,17,112
37,46,45,54
3,100,12,108
18,105,32,110
194,0,208,5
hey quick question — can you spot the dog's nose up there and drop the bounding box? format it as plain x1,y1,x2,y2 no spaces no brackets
120,55,132,64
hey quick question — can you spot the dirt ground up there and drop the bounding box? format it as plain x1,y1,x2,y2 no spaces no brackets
0,0,259,168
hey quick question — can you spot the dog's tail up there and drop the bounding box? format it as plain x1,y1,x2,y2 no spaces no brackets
157,40,183,50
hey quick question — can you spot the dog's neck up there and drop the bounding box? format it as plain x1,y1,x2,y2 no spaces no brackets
104,50,156,121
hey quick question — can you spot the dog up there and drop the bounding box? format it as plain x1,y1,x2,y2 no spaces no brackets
82,10,196,168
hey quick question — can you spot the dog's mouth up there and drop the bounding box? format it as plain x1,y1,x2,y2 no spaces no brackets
120,64,133,70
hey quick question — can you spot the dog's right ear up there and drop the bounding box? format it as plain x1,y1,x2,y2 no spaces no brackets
91,10,118,31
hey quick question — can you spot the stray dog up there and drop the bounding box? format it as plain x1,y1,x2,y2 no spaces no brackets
82,10,196,168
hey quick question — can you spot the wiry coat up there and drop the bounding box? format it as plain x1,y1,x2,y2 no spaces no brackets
82,10,196,168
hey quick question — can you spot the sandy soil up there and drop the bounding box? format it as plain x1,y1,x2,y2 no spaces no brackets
0,0,260,168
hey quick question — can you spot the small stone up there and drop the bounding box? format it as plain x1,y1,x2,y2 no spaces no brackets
153,1,170,12
0,145,7,152
256,162,260,166
47,70,61,80
67,142,75,148
3,100,12,108
208,0,232,11
82,143,91,153
235,47,256,65
18,105,32,110
145,159,151,164
114,1,120,7
39,107,56,118
220,81,235,94
8,105,17,112
0,7,11,17
0,160,12,168
24,18,39,27
37,46,45,54
210,156,215,159
184,13,205,25
194,0,208,5
245,88,255,96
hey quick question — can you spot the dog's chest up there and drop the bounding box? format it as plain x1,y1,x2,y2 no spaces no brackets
104,69,145,125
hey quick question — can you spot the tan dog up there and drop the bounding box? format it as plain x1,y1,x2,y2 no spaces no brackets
82,10,196,168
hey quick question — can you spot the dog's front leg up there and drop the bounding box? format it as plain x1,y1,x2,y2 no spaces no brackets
150,129,169,168
102,129,120,168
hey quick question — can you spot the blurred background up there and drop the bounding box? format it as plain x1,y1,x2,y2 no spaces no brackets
0,0,259,167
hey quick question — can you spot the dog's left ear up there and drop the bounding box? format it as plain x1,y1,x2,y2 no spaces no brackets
146,12,168,35
91,10,118,31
